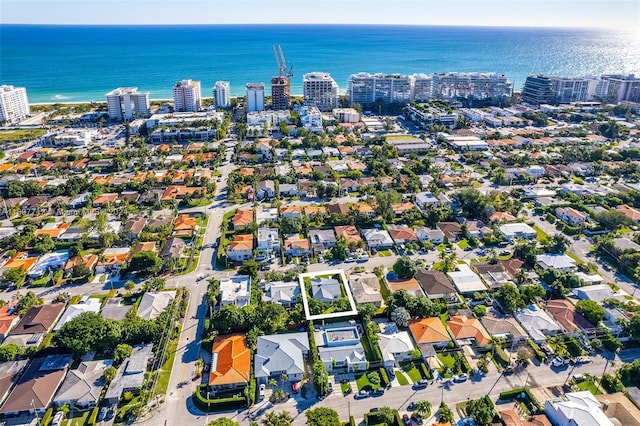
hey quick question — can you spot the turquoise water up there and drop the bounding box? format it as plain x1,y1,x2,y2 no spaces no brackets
1,24,639,103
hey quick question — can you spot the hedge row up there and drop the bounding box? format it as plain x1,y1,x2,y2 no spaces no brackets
498,388,542,413
87,406,100,425
528,340,546,362
493,346,510,367
379,367,389,387
192,385,246,412
418,362,433,380
364,410,402,426
40,407,54,426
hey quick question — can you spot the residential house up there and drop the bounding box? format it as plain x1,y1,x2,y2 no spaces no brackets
545,299,594,334
304,205,327,220
409,317,451,348
308,229,337,253
53,359,112,409
122,217,148,239
279,183,298,197
96,247,129,274
219,276,251,308
545,391,614,426
256,227,280,261
160,237,185,260
436,222,462,241
0,355,70,416
34,222,71,240
173,214,198,238
128,242,158,260
387,225,419,248
316,326,367,372
499,223,537,241
256,180,275,200
573,284,629,305
386,277,424,298
376,323,416,367
137,291,176,321
4,303,65,347
555,207,589,226
262,281,300,308
208,334,251,393
415,269,457,301
104,344,153,404
515,305,562,343
362,228,394,250
392,202,415,217
310,277,343,303
616,205,640,222
415,192,440,212
254,333,310,384
327,203,350,216
92,193,118,208
227,235,254,263
536,254,576,271
280,206,303,219
232,209,254,231
0,251,38,275
63,254,98,278
256,207,278,224
283,235,311,257
489,211,518,223
471,262,513,289
101,299,133,321
446,315,491,346
415,227,445,244
352,203,376,218
0,306,19,340
0,360,29,406
447,265,487,294
349,273,384,307
54,298,101,331
480,314,528,342
334,225,362,245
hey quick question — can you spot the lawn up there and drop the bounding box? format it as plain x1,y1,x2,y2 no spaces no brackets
577,379,602,395
395,371,410,385
355,373,381,391
457,239,470,250
377,249,393,257
0,128,46,142
62,411,90,426
340,381,352,395
400,361,428,382
437,353,456,374
153,339,178,397
532,225,549,242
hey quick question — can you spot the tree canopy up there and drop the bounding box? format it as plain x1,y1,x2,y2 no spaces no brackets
494,283,524,315
575,300,605,326
393,256,418,279
305,407,341,426
128,251,162,276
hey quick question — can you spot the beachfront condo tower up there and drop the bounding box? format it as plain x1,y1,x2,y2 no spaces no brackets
0,85,30,124
173,79,202,112
213,81,231,108
303,72,339,112
106,87,150,122
246,83,265,112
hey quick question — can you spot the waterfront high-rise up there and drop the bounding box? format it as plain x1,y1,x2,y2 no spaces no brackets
173,79,202,112
549,77,590,104
213,81,231,108
106,87,150,122
602,74,640,103
271,77,290,110
303,72,339,111
521,75,555,105
411,74,434,102
433,72,512,104
246,83,265,112
347,73,413,105
0,85,29,124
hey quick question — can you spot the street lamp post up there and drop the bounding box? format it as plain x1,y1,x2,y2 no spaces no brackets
31,399,40,425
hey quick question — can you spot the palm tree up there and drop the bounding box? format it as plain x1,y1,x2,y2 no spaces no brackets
261,411,292,426
414,400,432,418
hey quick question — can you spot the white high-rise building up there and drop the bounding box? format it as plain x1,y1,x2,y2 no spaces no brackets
347,73,413,105
411,74,433,102
303,72,339,111
173,79,202,112
213,81,231,108
246,83,265,112
0,85,30,124
106,87,150,122
550,77,590,104
433,72,512,103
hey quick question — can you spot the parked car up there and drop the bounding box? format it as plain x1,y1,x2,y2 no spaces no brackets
372,388,385,396
369,407,380,412
411,413,424,424
551,356,565,367
259,384,266,399
52,411,65,426
402,414,412,425
355,390,370,399
453,373,469,382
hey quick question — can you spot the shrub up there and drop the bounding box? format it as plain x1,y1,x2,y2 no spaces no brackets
41,407,54,426
88,406,100,425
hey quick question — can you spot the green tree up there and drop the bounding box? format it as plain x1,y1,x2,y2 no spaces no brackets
546,234,569,254
238,259,259,281
305,407,340,426
575,300,605,326
261,410,292,426
128,251,162,276
521,283,546,304
414,400,432,418
144,277,165,292
16,291,44,315
473,304,487,317
124,280,135,291
54,312,106,356
438,401,454,423
279,216,303,234
0,343,20,362
102,366,117,384
2,268,27,288
211,304,245,333
376,407,397,426
627,315,640,342
393,256,418,279
494,283,524,315
593,210,634,231
465,396,494,426
113,343,133,365
333,234,348,261
33,235,56,254
367,371,381,386
391,306,410,327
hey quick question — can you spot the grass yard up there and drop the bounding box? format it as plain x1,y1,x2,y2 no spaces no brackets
62,411,90,426
355,373,380,391
577,378,602,395
153,339,178,397
395,371,410,385
532,225,549,242
0,128,46,142
437,353,456,370
400,361,427,382
565,251,583,265
457,239,470,250
387,134,417,140
377,249,393,257
340,381,352,395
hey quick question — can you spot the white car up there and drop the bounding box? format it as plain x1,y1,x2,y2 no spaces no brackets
52,411,65,426
259,384,266,399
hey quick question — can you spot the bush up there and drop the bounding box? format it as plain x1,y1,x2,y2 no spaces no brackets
498,388,542,413
379,367,390,387
248,378,256,405
192,386,246,412
88,406,100,425
41,407,54,426
528,339,546,362
418,362,432,380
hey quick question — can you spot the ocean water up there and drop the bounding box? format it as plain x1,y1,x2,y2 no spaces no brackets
1,24,639,103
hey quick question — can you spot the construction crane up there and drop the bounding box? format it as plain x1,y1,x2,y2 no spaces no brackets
272,44,293,78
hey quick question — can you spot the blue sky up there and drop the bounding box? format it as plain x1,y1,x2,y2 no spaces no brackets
2,0,639,29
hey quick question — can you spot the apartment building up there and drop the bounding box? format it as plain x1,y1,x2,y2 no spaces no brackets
173,79,202,112
0,85,29,124
303,72,339,111
212,81,231,108
433,72,512,104
347,72,412,104
106,87,150,121
246,82,265,112
271,76,289,111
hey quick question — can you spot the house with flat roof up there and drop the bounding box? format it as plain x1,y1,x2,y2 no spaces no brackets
499,223,537,241
309,229,337,253
256,227,280,260
53,359,112,409
573,284,630,304
515,305,562,343
316,326,367,372
447,265,487,294
105,344,153,404
27,250,70,279
254,333,309,385
536,254,576,271
219,276,251,308
0,355,71,415
208,334,251,393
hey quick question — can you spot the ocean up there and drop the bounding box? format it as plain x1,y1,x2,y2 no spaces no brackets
1,24,639,103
